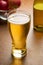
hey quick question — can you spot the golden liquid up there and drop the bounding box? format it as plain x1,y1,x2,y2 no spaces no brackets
33,3,43,31
8,13,30,58
11,58,23,65
9,21,30,49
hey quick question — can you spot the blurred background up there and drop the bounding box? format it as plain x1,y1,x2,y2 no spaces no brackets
0,0,34,25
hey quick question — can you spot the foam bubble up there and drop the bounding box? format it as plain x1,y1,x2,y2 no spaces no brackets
8,13,30,24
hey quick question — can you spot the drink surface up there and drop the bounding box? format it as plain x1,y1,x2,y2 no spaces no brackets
34,3,43,10
8,13,30,24
33,2,43,31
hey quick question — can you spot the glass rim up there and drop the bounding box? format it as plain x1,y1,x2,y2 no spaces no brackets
7,9,31,17
7,9,31,25
0,10,7,12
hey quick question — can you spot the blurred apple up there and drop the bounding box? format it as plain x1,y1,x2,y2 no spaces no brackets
4,0,8,1
8,0,21,10
0,0,8,10
12,0,21,8
0,0,21,10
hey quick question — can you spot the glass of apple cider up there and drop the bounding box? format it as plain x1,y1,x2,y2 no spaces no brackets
7,9,31,58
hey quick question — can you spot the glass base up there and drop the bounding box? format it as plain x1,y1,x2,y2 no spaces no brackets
12,49,26,58
34,26,43,32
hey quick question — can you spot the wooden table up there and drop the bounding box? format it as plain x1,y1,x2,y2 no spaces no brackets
0,0,43,65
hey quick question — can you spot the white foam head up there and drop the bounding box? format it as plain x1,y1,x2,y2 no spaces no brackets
8,13,30,24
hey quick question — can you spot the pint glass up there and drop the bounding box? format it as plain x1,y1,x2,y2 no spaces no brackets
8,10,30,58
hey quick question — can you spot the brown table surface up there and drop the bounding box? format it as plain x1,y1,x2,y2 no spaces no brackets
0,0,43,65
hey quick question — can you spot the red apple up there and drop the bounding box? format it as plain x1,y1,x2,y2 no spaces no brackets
4,0,8,1
13,0,21,8
0,0,8,10
8,0,21,10
3,0,8,1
